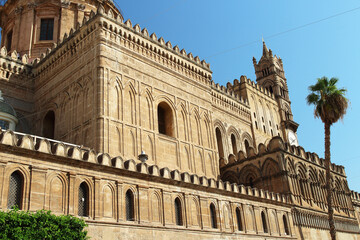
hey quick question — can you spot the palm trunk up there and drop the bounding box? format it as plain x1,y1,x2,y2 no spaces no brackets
325,122,336,240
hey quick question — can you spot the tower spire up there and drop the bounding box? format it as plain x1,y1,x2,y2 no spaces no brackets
262,39,269,57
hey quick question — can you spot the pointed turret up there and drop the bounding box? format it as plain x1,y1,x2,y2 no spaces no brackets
262,40,269,57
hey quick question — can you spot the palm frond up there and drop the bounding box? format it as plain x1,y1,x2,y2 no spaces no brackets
307,76,348,124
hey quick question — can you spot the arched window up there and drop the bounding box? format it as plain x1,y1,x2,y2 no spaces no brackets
7,171,24,209
255,121,258,129
261,211,268,233
283,215,289,235
43,110,55,139
215,128,224,159
269,86,273,94
6,30,12,51
249,177,254,188
285,111,290,120
244,139,250,156
210,203,217,229
157,102,174,137
174,198,183,226
231,134,237,155
78,182,89,217
300,180,306,198
125,190,135,221
236,207,243,231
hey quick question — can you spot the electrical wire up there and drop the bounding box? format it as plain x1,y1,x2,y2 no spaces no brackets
206,6,360,58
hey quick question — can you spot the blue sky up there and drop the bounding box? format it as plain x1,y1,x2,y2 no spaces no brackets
115,0,360,192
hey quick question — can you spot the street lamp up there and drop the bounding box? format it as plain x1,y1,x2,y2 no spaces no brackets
138,150,148,163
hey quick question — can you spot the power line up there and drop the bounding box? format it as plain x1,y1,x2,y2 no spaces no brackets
206,6,360,59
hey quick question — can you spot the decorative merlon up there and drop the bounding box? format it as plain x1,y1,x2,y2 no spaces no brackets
0,129,291,205
220,136,346,176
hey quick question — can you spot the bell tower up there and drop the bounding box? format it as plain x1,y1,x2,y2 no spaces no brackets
253,41,299,145
0,0,123,59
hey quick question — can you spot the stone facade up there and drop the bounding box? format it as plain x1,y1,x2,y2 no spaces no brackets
0,0,359,239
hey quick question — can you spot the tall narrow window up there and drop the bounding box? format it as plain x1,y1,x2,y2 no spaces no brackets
210,203,217,229
249,177,254,188
231,134,237,155
43,110,55,139
6,30,12,51
283,215,289,235
261,211,268,233
40,18,54,41
269,86,273,94
7,171,24,209
215,128,224,159
244,139,250,156
236,207,243,231
174,198,183,226
125,190,135,221
157,102,173,137
78,182,89,217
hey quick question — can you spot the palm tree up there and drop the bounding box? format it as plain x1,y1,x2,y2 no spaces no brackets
306,77,348,240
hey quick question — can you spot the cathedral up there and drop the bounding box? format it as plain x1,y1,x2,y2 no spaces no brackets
0,0,359,239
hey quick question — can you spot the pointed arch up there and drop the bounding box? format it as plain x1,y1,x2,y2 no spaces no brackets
177,103,188,140
7,171,24,209
223,203,232,229
109,79,123,120
189,197,200,227
78,182,89,217
150,191,162,223
210,203,217,229
174,197,183,226
283,214,290,235
102,183,116,219
141,89,153,130
46,172,68,214
157,101,174,137
261,211,268,233
190,108,201,145
125,189,135,221
239,164,261,188
236,207,243,231
43,110,55,139
124,82,136,124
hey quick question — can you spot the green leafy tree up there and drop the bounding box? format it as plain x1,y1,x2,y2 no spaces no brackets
306,76,348,240
0,208,88,240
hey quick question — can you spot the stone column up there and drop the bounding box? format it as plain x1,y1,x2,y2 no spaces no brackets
94,177,101,219
67,172,76,215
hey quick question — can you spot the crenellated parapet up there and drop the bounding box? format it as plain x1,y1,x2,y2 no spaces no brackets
239,75,275,99
0,46,32,80
32,7,212,86
351,191,360,204
210,81,250,120
0,129,291,205
221,136,345,176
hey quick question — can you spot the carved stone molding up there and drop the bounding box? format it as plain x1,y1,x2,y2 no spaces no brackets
77,3,85,10
61,1,70,8
27,2,37,9
14,6,23,15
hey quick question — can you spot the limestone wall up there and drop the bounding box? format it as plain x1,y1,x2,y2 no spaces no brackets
0,130,297,240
